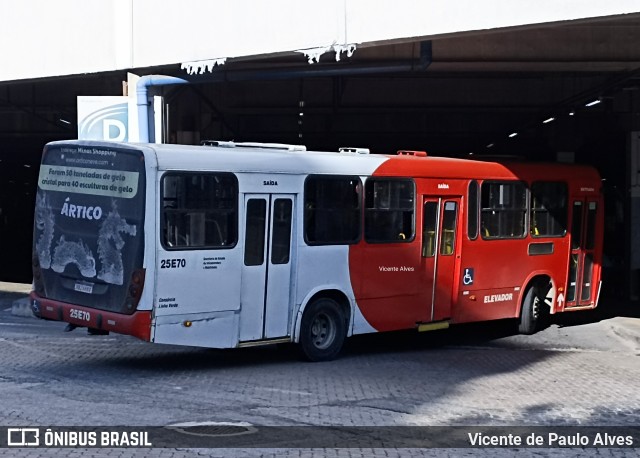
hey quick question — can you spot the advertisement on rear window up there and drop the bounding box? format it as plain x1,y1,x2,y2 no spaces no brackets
33,144,146,313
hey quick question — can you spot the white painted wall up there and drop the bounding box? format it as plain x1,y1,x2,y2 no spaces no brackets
1,0,639,82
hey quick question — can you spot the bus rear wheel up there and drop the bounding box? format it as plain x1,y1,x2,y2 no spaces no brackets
299,298,346,362
518,284,548,335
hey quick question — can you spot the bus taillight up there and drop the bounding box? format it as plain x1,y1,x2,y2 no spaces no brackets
126,268,146,311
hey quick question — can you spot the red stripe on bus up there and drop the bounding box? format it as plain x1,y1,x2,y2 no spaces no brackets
30,292,152,342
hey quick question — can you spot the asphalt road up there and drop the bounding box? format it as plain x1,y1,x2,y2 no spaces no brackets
1,285,639,457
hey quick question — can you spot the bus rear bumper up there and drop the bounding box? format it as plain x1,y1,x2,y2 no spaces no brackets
29,292,152,342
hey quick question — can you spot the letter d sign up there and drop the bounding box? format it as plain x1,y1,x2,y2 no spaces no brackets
103,119,126,141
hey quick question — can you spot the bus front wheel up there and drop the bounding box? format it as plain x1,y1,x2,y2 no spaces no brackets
518,285,544,335
299,298,346,362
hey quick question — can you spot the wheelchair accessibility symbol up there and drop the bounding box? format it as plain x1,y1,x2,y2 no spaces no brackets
463,268,474,286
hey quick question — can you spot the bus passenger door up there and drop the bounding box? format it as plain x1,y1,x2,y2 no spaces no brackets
566,200,599,308
240,194,295,341
421,197,460,322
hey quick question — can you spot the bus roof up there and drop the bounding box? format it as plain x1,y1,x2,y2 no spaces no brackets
149,142,388,176
149,142,601,184
47,140,601,184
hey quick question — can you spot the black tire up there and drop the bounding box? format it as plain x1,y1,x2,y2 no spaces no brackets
299,298,347,362
518,285,542,335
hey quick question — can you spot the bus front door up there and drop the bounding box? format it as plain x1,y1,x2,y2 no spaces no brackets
421,197,460,322
566,199,599,308
240,194,295,342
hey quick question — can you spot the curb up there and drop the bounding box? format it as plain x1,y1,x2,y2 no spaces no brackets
11,296,34,318
611,327,640,351
608,317,640,352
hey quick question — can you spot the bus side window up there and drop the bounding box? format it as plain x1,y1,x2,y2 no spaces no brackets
440,201,457,255
271,199,293,264
161,172,238,250
365,178,415,243
467,180,478,240
422,201,438,257
304,176,361,245
530,181,568,237
480,181,527,239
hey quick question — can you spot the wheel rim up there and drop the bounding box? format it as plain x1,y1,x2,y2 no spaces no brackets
310,312,336,350
532,295,540,321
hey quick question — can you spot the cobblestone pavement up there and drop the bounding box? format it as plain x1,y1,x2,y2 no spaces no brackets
1,285,639,457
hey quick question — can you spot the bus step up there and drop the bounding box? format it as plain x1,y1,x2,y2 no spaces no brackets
417,321,450,333
238,337,291,348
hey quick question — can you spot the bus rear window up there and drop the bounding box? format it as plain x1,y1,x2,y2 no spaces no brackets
162,173,238,249
33,143,146,313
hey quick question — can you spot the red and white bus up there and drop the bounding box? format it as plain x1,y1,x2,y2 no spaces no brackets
31,140,603,361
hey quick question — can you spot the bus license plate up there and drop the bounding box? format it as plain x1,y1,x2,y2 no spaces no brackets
74,282,93,294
